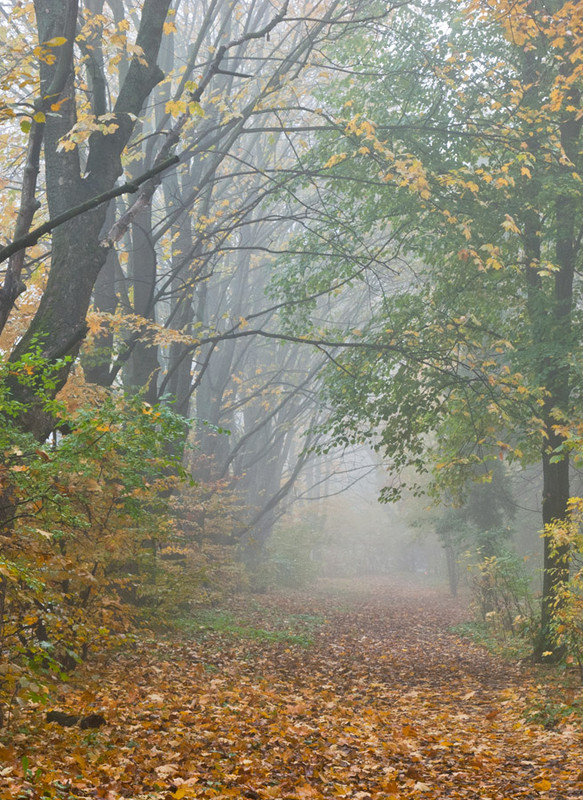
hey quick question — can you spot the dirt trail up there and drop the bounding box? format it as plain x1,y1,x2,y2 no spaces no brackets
1,577,582,799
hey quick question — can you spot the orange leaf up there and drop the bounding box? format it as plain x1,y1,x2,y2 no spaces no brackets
534,779,552,792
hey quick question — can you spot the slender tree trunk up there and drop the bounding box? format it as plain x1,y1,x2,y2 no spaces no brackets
124,202,160,403
531,106,580,659
445,543,458,598
83,203,119,386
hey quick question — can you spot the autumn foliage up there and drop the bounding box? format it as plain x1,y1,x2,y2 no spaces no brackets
4,0,583,796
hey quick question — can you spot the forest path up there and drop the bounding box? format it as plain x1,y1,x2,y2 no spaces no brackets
2,577,582,799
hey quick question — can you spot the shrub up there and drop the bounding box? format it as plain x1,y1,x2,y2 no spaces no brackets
546,499,583,679
0,363,189,726
470,549,535,638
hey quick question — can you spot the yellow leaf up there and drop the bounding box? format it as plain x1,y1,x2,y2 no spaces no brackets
45,36,67,47
359,119,376,138
188,101,204,117
323,153,347,168
165,99,186,118
534,779,552,792
501,214,520,234
33,111,46,124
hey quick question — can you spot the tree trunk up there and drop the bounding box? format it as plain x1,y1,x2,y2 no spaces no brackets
9,0,171,441
530,108,580,659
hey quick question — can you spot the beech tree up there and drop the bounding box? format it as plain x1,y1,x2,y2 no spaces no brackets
1,0,176,440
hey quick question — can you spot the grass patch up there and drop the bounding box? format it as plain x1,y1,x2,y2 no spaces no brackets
173,608,322,647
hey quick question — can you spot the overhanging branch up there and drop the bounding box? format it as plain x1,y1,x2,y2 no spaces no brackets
0,156,179,265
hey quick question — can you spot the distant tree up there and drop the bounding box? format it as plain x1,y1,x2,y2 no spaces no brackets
435,461,516,596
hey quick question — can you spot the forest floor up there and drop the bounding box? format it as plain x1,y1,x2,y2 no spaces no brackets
1,576,583,799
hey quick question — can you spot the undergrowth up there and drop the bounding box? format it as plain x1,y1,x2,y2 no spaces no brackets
452,620,533,662
453,620,583,728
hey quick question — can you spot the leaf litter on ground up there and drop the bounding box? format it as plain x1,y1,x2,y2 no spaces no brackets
1,577,582,799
